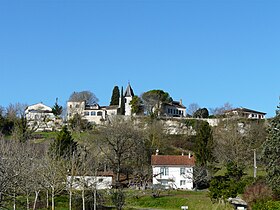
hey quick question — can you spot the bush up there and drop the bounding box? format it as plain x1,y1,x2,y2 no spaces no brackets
243,180,273,209
252,200,280,210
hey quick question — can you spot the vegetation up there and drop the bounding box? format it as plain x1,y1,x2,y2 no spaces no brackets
110,86,120,106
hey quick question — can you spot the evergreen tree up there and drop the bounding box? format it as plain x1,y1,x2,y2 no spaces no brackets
119,87,125,115
130,96,142,115
262,100,280,195
110,86,120,106
52,98,63,117
49,126,77,159
194,121,214,166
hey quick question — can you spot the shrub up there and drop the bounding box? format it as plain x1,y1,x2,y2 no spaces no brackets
243,180,273,209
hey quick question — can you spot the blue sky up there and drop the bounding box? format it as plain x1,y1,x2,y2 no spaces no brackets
0,0,279,117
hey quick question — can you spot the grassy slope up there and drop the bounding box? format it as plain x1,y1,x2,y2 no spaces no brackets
125,190,233,210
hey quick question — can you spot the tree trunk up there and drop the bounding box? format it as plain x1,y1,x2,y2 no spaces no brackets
26,193,29,210
46,190,49,209
82,188,85,210
69,189,72,210
94,188,97,210
33,191,40,210
13,191,16,210
51,187,55,210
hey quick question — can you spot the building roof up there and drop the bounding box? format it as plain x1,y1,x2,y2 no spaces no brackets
151,155,195,166
124,83,134,97
226,107,266,115
163,100,186,109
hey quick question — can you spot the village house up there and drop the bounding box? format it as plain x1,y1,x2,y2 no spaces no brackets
162,99,187,117
151,151,195,190
225,107,266,119
25,102,56,131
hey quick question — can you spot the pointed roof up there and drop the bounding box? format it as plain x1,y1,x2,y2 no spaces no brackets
124,83,134,97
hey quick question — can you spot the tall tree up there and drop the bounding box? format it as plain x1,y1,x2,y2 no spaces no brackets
119,87,125,115
262,100,280,195
52,98,63,117
49,126,77,159
110,86,120,106
69,91,98,105
129,96,142,115
96,118,145,186
141,90,172,116
187,103,200,116
194,121,214,167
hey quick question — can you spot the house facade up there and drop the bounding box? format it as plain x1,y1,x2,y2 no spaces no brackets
67,176,112,190
25,102,56,131
67,84,134,124
225,108,266,119
162,99,186,117
151,153,195,190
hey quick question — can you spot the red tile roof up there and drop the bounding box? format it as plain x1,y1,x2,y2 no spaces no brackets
151,155,195,166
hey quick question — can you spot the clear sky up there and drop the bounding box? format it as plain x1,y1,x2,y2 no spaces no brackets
0,0,279,117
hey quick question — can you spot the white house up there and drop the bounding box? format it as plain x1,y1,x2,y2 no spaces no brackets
25,102,56,131
151,152,195,190
162,100,187,117
225,108,266,119
67,176,112,190
67,83,134,124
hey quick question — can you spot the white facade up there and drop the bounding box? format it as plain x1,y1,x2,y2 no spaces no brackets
151,154,195,190
25,103,56,131
67,101,118,125
225,108,266,119
152,165,193,190
160,100,187,118
67,176,112,190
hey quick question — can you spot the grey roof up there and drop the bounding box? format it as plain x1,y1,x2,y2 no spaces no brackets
124,83,134,97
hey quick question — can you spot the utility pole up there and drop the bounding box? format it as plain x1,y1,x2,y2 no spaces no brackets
253,149,257,178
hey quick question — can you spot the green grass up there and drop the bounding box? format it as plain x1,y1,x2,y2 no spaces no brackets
125,190,233,210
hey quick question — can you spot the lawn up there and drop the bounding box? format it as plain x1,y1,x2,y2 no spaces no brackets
125,189,233,210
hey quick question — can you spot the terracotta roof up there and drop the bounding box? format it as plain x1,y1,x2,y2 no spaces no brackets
151,155,195,166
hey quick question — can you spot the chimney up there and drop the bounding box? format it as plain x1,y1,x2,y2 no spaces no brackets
181,152,184,156
188,152,191,159
156,149,159,155
179,99,182,105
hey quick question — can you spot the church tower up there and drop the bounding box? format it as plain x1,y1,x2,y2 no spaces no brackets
123,83,134,115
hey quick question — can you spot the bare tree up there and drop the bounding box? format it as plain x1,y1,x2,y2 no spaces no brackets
187,103,200,116
69,91,99,105
41,156,67,210
209,102,234,116
96,118,146,186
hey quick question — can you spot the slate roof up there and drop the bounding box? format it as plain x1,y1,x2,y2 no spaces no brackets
226,107,266,115
124,83,134,97
151,155,195,166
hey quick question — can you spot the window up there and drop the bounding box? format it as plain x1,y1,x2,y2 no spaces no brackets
97,111,102,116
180,168,185,175
69,105,72,108
160,167,169,176
91,111,96,116
75,104,79,108
180,180,186,186
84,112,89,116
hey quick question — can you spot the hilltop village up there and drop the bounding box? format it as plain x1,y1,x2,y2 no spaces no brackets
0,83,279,210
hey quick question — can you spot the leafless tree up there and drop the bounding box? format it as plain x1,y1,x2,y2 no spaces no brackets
187,103,200,116
209,102,234,116
69,91,99,104
95,118,146,186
